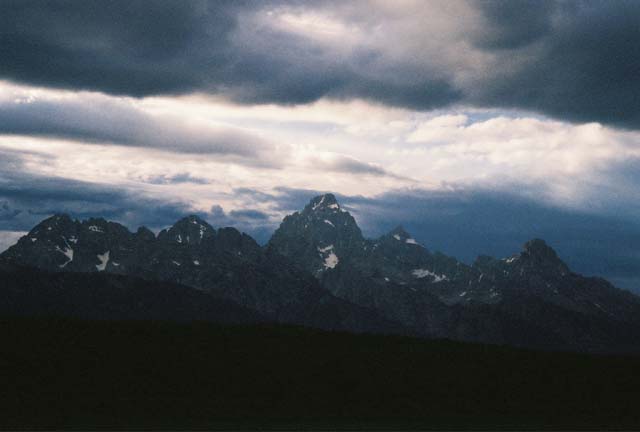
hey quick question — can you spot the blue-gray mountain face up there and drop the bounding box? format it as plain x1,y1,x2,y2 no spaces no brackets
3,194,640,352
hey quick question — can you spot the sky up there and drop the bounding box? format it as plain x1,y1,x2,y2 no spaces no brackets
1,0,640,292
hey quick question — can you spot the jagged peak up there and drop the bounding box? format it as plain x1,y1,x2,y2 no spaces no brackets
52,213,73,221
173,214,212,228
37,213,73,225
509,238,571,274
388,225,409,237
522,238,559,260
80,217,112,232
305,193,342,213
385,225,420,245
28,213,75,235
135,226,156,241
162,215,215,244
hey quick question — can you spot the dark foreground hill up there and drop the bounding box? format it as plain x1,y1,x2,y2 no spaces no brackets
1,318,640,430
0,260,265,325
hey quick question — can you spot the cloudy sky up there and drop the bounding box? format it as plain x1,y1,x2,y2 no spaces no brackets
1,0,640,292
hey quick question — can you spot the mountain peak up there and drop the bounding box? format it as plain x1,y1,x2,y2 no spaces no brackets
175,215,210,227
305,194,341,213
385,225,420,245
516,238,570,275
52,213,73,222
160,215,215,244
28,213,76,235
522,238,558,260
37,213,72,226
389,225,409,237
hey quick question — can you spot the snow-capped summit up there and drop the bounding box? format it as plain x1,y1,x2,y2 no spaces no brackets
497,238,571,278
269,194,364,275
158,215,215,245
385,226,413,242
305,193,342,213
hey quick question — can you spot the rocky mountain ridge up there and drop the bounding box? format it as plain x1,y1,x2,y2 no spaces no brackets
2,193,640,352
0,213,404,334
270,194,640,351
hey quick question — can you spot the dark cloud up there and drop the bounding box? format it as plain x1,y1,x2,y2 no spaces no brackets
0,0,229,96
229,209,270,221
473,0,640,128
0,150,280,245
305,155,410,180
1,1,638,128
473,0,556,49
206,205,276,243
0,148,197,231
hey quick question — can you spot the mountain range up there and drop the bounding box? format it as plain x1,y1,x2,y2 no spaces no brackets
2,193,640,353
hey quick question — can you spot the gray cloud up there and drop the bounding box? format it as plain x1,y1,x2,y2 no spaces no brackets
229,209,270,221
305,155,410,180
2,1,637,128
0,95,278,164
144,173,212,185
0,147,280,244
0,148,197,232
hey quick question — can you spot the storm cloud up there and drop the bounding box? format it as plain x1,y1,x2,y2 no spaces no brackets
2,1,639,128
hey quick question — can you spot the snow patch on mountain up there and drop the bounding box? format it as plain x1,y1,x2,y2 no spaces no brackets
324,251,339,269
56,245,74,268
312,195,326,211
317,244,334,253
412,268,447,282
96,251,110,271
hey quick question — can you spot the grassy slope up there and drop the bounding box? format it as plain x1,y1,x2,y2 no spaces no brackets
1,318,640,430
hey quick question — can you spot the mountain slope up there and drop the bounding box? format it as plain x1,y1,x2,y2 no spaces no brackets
0,260,264,324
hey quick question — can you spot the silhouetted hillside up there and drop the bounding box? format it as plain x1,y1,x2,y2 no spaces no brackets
2,318,640,430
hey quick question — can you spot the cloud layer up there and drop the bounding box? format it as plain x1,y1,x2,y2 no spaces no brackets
1,1,639,127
